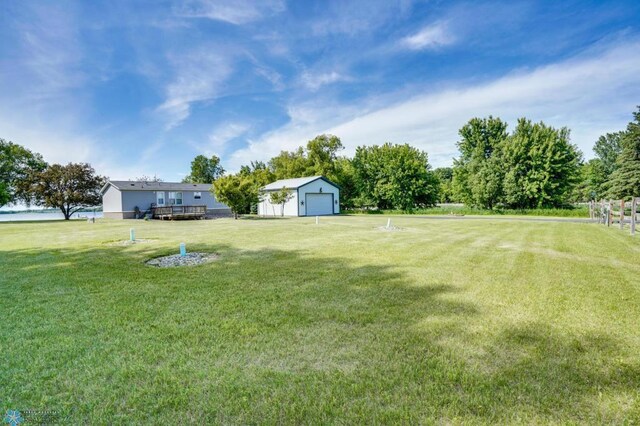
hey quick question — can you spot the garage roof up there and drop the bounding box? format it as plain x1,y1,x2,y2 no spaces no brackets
262,176,338,191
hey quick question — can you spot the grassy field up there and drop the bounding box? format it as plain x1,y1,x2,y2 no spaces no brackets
1,216,639,424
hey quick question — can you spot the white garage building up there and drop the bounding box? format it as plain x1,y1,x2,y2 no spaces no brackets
258,176,340,217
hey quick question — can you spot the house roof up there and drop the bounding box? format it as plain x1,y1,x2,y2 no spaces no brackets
101,180,212,194
261,176,339,191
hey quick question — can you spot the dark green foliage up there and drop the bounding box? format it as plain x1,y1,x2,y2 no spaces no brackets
212,174,257,219
433,167,454,203
594,132,624,176
20,162,105,219
452,117,508,209
269,148,308,179
305,134,344,177
0,138,47,207
572,159,607,201
352,143,438,211
269,134,344,180
605,107,640,199
502,119,582,208
268,134,357,207
183,155,225,183
345,205,589,217
332,157,358,209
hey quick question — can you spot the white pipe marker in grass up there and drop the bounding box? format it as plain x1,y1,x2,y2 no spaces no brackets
180,243,186,257
130,228,135,242
316,216,319,225
386,218,391,229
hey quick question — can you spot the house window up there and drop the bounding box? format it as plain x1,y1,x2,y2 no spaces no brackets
194,192,202,200
168,192,183,205
156,191,165,206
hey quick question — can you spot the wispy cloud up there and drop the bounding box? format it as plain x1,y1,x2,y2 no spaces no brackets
156,49,232,130
1,3,86,102
176,0,285,25
401,21,454,50
186,122,249,157
301,71,350,91
227,38,640,169
309,0,412,37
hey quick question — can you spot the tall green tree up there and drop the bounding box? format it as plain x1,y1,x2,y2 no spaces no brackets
572,159,607,201
451,117,508,209
212,174,257,219
605,107,640,199
502,119,582,208
269,147,307,179
594,132,624,176
305,134,344,177
238,161,276,213
352,143,438,211
183,155,224,183
433,167,454,203
239,161,275,188
269,134,344,180
332,157,357,209
20,163,105,220
0,139,47,207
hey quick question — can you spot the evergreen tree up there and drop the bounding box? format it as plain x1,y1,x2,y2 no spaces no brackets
605,107,640,199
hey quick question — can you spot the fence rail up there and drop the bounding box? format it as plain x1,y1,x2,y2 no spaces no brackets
590,198,639,236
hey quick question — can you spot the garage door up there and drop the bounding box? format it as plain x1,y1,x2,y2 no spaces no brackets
306,193,333,216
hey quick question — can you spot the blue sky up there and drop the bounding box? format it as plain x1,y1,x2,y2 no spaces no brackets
1,0,640,182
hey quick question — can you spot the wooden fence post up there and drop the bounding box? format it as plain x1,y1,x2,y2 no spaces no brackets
620,199,625,230
632,197,637,236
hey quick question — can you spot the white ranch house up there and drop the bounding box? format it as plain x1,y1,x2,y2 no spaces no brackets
259,176,340,217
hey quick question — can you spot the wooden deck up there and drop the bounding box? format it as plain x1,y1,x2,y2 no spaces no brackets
152,205,207,220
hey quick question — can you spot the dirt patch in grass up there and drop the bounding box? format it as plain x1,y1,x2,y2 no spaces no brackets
146,252,219,267
376,225,404,232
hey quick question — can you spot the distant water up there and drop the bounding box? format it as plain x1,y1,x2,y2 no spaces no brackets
0,211,104,222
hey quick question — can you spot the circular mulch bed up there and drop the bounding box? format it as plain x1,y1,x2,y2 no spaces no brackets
146,252,219,267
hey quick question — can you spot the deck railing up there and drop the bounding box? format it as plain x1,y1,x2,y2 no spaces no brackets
151,205,207,220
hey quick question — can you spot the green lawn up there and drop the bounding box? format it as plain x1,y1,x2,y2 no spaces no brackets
1,216,639,424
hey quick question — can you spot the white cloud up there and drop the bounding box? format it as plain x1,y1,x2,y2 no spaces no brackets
156,50,232,130
227,39,640,169
185,122,249,157
176,0,285,25
301,71,350,91
401,22,454,50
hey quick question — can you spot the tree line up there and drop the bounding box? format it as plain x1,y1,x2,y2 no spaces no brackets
210,107,640,216
2,106,639,219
